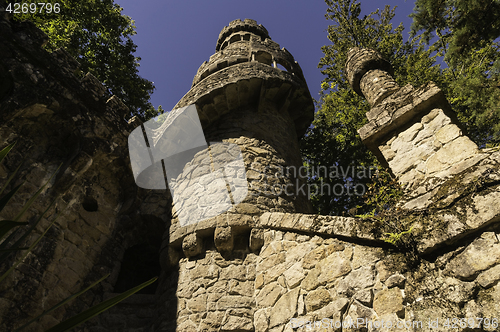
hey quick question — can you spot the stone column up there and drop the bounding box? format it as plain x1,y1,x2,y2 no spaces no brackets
154,19,314,331
346,47,479,192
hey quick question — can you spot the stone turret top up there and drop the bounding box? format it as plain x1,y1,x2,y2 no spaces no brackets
345,47,399,107
216,18,269,51
345,47,395,96
174,19,313,140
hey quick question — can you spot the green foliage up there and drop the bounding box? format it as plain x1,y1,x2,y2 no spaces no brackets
355,169,410,246
303,0,439,215
0,143,157,331
410,0,500,59
383,227,413,246
11,0,161,121
306,0,500,216
362,168,403,213
410,0,500,145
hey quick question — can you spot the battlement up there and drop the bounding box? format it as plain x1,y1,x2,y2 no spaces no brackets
184,20,312,145
216,18,269,52
0,10,133,132
194,20,305,90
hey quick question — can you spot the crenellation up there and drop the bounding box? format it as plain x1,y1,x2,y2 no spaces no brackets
81,72,106,101
216,19,269,52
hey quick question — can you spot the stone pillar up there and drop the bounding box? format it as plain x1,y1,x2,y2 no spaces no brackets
154,19,314,331
346,47,479,191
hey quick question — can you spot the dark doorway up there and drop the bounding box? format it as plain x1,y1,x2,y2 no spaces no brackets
113,241,161,294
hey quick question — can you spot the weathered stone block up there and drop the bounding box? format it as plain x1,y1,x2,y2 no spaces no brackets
477,264,500,288
373,287,404,317
336,265,375,297
444,234,500,280
256,282,284,308
269,288,299,328
249,228,264,252
317,250,352,284
426,136,478,174
214,226,234,252
182,233,204,258
435,124,461,144
283,261,305,288
305,287,331,312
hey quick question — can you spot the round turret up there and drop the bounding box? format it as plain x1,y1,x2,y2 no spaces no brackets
162,19,314,255
216,18,269,52
177,19,313,139
345,47,399,106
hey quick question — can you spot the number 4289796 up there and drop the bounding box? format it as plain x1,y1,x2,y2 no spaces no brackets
5,3,60,14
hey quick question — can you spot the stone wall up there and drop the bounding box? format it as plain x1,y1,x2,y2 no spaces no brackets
175,250,257,331
169,208,500,331
379,107,478,189
0,13,170,332
252,212,500,332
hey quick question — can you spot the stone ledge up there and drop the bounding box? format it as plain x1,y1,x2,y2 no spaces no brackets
258,212,384,245
175,62,314,139
259,180,500,256
171,195,500,257
169,213,256,247
403,149,500,210
405,167,500,255
359,82,449,150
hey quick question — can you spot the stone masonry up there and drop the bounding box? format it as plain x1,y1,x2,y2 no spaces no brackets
0,10,168,331
0,13,499,332
156,19,315,331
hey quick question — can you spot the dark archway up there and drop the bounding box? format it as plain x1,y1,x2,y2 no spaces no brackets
113,240,162,294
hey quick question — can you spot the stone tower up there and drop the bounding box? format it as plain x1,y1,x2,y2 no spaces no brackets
154,19,315,330
2,12,500,332
345,47,480,194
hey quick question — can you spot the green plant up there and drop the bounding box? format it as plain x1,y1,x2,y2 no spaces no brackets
355,208,376,220
0,142,157,331
354,168,416,246
383,227,414,246
12,0,161,121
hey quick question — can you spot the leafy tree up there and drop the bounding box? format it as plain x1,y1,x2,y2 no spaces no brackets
305,0,499,217
410,0,500,146
302,0,446,216
9,0,161,121
410,0,500,59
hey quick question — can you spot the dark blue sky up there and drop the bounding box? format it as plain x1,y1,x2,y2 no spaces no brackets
116,1,417,113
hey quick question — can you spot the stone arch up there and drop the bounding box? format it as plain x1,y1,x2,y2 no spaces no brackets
254,50,272,66
112,214,164,294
